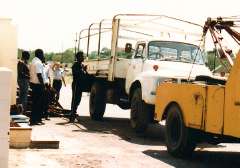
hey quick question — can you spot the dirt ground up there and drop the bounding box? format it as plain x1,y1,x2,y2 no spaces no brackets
9,86,240,168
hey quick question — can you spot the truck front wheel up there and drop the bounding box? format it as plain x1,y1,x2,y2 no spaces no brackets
165,103,196,158
130,88,153,133
89,82,106,121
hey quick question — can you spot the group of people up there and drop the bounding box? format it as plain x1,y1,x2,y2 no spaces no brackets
17,49,86,125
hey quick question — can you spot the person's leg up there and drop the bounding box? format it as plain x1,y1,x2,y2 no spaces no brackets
43,86,50,119
70,83,76,121
21,79,29,112
39,86,45,123
34,84,44,123
30,84,38,124
18,79,24,106
53,80,62,101
56,80,62,101
70,84,82,122
52,80,58,101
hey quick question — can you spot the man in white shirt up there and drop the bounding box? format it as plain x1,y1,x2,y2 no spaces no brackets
29,49,45,125
42,58,51,120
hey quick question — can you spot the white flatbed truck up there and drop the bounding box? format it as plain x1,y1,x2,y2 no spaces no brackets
80,14,212,132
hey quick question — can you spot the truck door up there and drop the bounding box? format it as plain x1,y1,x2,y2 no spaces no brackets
125,43,146,93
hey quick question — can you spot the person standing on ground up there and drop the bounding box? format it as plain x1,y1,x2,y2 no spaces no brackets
52,62,66,102
42,58,51,120
29,49,45,125
17,51,30,112
69,51,87,122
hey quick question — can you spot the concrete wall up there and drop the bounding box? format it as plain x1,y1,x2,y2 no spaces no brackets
0,68,12,168
0,18,17,105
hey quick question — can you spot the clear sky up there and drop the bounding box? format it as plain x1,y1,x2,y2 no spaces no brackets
0,0,239,52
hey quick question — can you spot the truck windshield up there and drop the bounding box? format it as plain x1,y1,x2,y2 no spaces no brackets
148,41,204,65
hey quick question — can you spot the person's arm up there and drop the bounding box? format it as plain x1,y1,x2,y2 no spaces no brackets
37,73,44,85
36,62,45,87
60,69,66,86
62,76,66,87
83,65,88,74
47,67,51,86
52,63,56,71
18,61,25,78
48,76,51,86
23,64,30,79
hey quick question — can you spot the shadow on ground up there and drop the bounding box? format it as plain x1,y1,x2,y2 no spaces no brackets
55,116,240,167
56,116,165,146
143,149,240,168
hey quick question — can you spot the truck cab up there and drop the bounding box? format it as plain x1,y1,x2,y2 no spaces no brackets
126,40,212,104
125,40,212,132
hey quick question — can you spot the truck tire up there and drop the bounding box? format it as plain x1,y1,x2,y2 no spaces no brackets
165,103,196,158
130,88,153,133
89,82,106,121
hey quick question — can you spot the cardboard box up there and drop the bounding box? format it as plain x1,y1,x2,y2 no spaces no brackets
9,124,32,149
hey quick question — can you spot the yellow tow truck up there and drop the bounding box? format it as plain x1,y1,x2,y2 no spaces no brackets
155,17,240,157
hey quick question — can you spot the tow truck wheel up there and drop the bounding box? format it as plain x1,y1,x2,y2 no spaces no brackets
165,103,196,158
130,88,153,133
89,82,106,121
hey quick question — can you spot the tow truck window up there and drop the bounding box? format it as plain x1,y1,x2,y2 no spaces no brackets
148,41,204,65
135,43,145,58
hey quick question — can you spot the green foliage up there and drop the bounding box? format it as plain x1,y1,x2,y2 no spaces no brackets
206,50,233,72
89,51,98,60
45,52,54,61
18,49,35,61
117,50,132,59
206,50,221,71
61,49,75,63
88,47,132,60
18,48,75,63
18,46,132,63
100,47,111,58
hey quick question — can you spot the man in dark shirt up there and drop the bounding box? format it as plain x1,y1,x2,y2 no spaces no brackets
69,51,86,122
17,51,30,112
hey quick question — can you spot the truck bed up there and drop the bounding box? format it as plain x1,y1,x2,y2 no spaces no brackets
85,58,131,79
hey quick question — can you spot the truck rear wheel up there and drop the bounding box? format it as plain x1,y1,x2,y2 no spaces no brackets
130,88,153,133
165,104,196,158
89,82,106,121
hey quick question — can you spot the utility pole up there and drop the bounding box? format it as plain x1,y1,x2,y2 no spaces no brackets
74,32,78,57
61,42,64,63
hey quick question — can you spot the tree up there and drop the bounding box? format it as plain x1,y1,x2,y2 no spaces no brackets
100,47,111,58
89,51,98,59
206,50,220,71
206,49,233,72
59,49,75,63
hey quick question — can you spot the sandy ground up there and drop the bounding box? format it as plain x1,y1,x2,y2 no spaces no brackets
9,85,240,168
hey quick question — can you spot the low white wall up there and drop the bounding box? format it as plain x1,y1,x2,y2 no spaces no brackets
0,18,17,105
0,67,12,168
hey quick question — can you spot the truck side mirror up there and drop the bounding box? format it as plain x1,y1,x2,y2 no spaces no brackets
125,43,132,53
